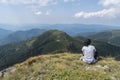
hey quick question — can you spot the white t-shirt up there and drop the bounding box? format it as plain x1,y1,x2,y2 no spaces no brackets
81,45,96,63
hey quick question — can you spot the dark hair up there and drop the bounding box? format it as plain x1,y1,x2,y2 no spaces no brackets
84,39,91,46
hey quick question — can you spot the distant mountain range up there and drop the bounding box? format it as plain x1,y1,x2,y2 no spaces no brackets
0,28,12,39
0,29,46,45
1,24,120,36
1,24,120,46
20,24,120,36
88,30,120,47
0,30,120,70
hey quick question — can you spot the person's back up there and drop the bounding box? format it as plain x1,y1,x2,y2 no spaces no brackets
80,39,97,64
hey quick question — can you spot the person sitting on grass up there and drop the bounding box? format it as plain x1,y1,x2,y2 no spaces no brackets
80,39,98,64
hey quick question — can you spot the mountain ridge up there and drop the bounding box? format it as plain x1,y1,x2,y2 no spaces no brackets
0,30,120,71
0,29,46,46
0,30,82,70
0,28,12,39
88,30,120,47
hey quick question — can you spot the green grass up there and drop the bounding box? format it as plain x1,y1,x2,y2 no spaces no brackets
1,53,120,80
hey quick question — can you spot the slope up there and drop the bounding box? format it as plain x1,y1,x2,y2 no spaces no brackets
0,29,46,45
30,30,83,54
0,30,120,71
0,53,120,80
0,28,12,39
0,30,82,71
88,30,120,46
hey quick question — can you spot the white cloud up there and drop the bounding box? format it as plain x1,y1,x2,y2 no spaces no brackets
0,0,58,6
64,0,69,2
0,0,35,5
0,0,76,5
37,0,58,6
34,10,51,16
34,11,42,15
0,0,58,16
74,0,120,19
74,8,117,18
99,0,120,7
64,0,76,2
45,10,51,15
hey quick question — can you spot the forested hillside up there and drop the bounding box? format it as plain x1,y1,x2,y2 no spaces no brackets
88,30,120,47
0,30,120,71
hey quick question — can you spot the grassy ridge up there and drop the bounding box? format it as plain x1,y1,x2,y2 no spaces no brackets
1,53,120,80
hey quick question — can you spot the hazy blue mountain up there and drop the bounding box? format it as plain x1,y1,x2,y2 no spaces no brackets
0,24,23,31
88,30,120,47
0,28,12,39
2,24,120,36
76,32,98,37
0,30,120,70
0,29,46,45
19,24,120,36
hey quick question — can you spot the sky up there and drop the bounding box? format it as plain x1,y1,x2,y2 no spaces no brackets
0,0,120,25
